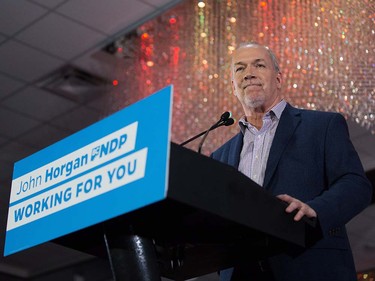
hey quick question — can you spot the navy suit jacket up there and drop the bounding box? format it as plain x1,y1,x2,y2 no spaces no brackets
211,104,372,281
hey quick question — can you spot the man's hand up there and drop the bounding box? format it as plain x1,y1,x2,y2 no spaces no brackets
277,194,317,221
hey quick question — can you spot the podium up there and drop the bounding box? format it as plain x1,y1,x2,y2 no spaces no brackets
5,87,319,280
54,143,318,281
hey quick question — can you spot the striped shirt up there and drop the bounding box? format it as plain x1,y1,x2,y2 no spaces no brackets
238,100,287,186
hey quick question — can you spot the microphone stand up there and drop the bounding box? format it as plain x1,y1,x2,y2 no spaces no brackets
179,111,234,153
197,118,234,154
179,129,210,147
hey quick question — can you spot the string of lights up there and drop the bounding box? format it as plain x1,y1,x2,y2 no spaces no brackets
105,0,375,155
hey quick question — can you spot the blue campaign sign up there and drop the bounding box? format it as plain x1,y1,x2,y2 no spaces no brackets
4,85,173,256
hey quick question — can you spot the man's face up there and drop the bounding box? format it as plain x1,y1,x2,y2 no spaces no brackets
231,45,282,112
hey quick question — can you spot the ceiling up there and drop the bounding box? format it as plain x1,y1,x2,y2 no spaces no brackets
0,0,374,280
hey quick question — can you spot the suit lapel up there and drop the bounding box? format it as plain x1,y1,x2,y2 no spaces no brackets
263,104,301,189
228,133,243,168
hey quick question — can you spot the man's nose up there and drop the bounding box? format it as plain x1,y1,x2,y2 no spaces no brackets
244,74,256,80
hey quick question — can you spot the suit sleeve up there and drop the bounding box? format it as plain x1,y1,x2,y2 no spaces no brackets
306,113,372,236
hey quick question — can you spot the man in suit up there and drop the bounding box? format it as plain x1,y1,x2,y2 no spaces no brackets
211,42,372,281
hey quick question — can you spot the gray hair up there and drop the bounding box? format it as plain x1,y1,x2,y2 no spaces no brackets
235,42,280,73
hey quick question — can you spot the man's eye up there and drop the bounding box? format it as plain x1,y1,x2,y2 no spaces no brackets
256,64,265,68
235,67,244,72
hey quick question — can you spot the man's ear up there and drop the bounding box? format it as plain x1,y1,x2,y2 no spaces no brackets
276,72,282,89
231,80,237,96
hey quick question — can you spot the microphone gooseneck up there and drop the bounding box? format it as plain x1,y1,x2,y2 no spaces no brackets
180,111,235,151
180,111,234,148
198,111,232,154
180,111,234,149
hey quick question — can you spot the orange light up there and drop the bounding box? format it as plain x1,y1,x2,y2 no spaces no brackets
112,80,119,86
260,1,267,8
141,33,149,40
172,47,180,65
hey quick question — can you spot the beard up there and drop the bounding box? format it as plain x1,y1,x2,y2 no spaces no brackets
241,91,266,109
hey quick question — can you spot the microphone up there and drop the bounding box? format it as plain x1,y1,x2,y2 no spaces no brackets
223,117,235,126
198,112,234,154
179,111,235,153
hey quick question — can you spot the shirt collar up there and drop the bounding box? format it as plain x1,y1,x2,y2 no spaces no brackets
238,100,287,133
271,99,287,120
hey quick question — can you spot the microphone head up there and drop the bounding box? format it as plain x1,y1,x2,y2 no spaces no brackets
224,118,235,126
220,111,232,121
